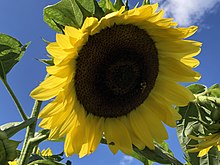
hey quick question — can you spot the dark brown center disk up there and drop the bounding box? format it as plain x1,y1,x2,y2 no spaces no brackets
74,24,158,118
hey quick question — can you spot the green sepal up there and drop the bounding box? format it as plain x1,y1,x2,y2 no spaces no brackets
98,0,117,14
0,33,30,80
114,0,124,10
142,0,150,5
49,137,65,142
124,0,129,10
42,37,52,44
134,2,139,8
0,117,36,138
37,58,54,66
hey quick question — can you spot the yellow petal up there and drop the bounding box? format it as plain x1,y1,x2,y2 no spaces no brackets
178,26,198,38
64,26,83,39
198,146,212,157
104,118,133,155
56,34,75,49
39,117,53,129
181,57,200,68
83,114,104,156
108,144,119,154
157,40,202,57
154,78,195,106
30,86,60,101
142,96,178,127
39,100,63,118
120,116,145,150
129,110,155,150
37,76,67,89
46,42,71,59
46,64,74,78
64,120,86,157
81,17,99,33
217,144,220,151
147,10,164,22
138,105,168,143
159,66,201,82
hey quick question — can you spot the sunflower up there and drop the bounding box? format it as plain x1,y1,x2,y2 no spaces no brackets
188,133,220,157
31,4,201,158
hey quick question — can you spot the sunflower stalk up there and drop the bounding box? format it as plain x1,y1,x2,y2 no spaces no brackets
1,79,28,121
18,100,43,165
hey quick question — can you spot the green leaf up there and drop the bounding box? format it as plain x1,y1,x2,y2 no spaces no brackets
176,92,220,164
187,84,207,95
3,139,20,161
44,0,84,32
94,0,105,19
29,150,66,165
114,0,124,10
76,0,95,15
0,61,6,80
100,138,182,164
207,84,220,98
133,143,183,165
98,0,116,14
0,140,7,165
0,117,36,138
0,130,8,140
44,0,105,32
29,152,64,165
0,130,20,163
28,159,65,165
0,34,29,79
131,151,153,165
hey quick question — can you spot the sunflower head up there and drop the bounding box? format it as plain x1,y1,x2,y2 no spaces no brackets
31,3,201,158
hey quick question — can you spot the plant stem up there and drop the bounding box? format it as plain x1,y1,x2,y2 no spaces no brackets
18,100,42,165
2,79,28,120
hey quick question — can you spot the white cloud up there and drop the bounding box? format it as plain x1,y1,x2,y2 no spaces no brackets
119,155,134,165
152,0,220,26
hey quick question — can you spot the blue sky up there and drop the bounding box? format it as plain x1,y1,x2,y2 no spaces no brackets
0,0,220,164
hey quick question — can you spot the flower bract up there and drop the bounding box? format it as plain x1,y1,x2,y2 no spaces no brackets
188,133,220,157
31,4,201,158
